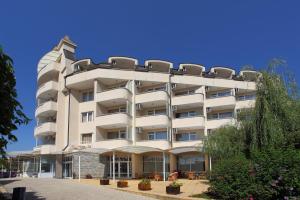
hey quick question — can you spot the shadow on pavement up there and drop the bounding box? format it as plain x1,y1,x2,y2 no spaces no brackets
0,178,20,186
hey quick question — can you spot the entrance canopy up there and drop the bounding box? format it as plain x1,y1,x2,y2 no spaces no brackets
169,146,203,154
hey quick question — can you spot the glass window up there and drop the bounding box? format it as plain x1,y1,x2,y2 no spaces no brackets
148,132,155,140
176,111,197,118
81,111,93,122
177,154,205,173
208,90,231,98
147,109,166,116
219,112,233,119
82,91,94,102
81,133,92,144
108,107,126,114
107,130,127,139
176,132,197,141
147,131,167,140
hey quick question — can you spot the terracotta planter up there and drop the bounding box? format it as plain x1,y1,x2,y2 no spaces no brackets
138,183,151,191
117,181,128,188
100,179,109,185
166,186,180,195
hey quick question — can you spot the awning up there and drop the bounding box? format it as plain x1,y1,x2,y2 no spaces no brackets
114,146,163,154
168,146,203,154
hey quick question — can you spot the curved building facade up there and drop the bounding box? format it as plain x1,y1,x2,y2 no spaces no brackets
33,36,258,179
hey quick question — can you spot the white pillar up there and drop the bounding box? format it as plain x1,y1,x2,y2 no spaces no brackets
9,158,12,178
112,152,115,181
39,156,42,178
209,156,212,171
163,152,166,182
78,156,81,181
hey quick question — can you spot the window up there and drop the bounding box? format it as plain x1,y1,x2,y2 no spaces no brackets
107,107,126,114
143,155,170,176
146,85,166,92
82,91,94,102
107,130,127,139
177,154,205,173
74,65,81,72
174,89,196,96
147,109,166,116
81,133,92,144
175,111,197,118
207,111,233,120
147,131,167,140
81,111,93,122
176,132,197,141
237,94,256,101
207,90,232,98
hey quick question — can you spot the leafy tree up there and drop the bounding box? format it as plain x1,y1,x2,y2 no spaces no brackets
0,46,30,157
204,59,300,199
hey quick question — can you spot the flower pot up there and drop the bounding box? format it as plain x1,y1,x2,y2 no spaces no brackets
166,186,180,195
117,181,128,188
138,183,151,191
100,179,109,185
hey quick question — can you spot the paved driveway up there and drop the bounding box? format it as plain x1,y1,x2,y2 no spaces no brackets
0,178,155,200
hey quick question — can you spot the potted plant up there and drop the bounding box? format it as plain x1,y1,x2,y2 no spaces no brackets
117,180,128,188
100,178,109,185
85,174,93,179
138,179,151,191
166,181,183,195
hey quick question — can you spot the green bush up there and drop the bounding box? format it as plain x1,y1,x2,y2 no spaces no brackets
251,148,300,199
208,155,256,200
208,149,300,200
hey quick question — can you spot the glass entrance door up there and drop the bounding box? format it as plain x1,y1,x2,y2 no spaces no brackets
108,156,131,178
63,155,73,178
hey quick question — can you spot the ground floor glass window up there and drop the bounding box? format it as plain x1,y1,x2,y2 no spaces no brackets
177,154,205,174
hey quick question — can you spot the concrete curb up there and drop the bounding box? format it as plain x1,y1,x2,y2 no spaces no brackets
109,186,207,200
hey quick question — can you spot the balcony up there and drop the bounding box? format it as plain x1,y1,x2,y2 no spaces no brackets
206,118,235,129
96,88,131,105
136,140,170,150
172,140,203,148
35,101,57,118
95,113,131,128
172,93,204,108
36,81,58,99
34,122,56,137
206,95,236,110
136,91,169,106
34,145,56,154
92,139,132,149
136,115,170,129
172,116,205,130
37,62,59,83
236,99,255,109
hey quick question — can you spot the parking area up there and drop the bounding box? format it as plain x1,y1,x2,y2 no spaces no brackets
0,178,155,200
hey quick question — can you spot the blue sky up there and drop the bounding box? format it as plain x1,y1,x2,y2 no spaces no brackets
1,0,300,151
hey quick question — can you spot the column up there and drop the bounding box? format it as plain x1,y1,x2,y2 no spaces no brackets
39,156,42,178
112,152,115,181
163,152,166,182
169,154,177,172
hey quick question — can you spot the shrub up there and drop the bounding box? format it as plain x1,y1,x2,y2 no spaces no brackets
251,148,300,199
169,181,183,188
208,150,300,200
139,178,151,185
208,155,256,200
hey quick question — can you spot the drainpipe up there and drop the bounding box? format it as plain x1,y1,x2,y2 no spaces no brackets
168,74,174,146
62,77,71,152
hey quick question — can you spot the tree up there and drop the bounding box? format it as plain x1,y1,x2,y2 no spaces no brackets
204,59,300,199
0,46,30,157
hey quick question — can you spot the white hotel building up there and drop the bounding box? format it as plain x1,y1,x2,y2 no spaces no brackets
31,36,257,179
